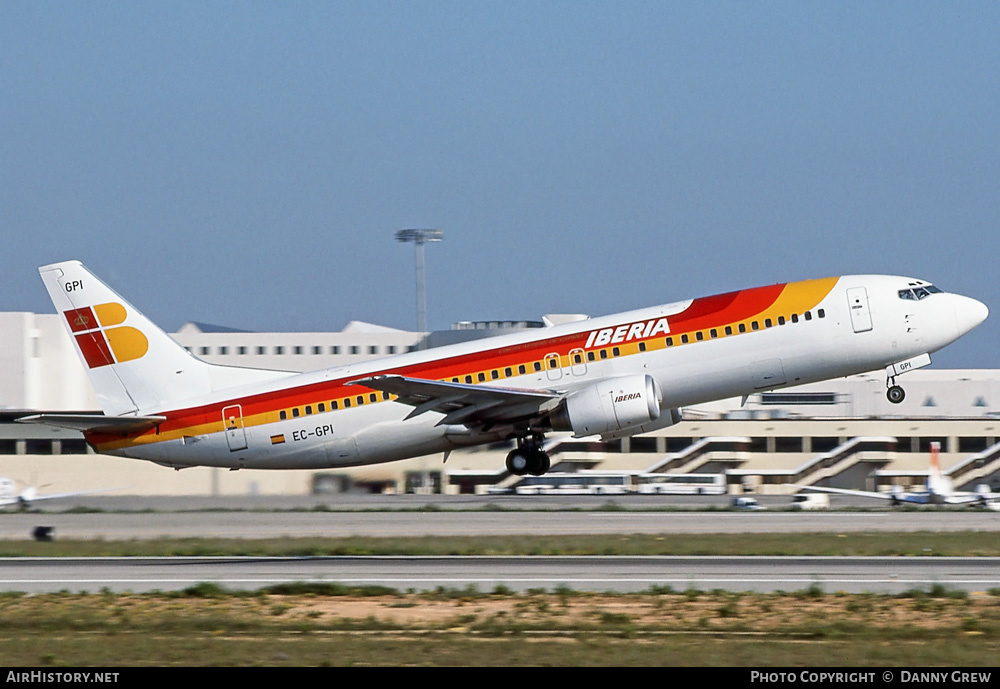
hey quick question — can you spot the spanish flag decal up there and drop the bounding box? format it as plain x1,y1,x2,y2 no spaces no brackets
270,434,286,445
64,303,149,368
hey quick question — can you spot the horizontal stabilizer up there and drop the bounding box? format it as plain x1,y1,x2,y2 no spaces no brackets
17,413,166,434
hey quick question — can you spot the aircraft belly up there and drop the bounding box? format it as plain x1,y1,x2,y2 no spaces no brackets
120,434,236,469
351,417,452,465
652,335,862,409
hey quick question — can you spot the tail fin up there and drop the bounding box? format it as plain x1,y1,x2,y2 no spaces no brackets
926,440,954,495
929,441,942,479
39,261,289,416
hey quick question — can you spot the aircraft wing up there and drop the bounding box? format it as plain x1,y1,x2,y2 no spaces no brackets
348,375,563,427
1,485,125,509
798,485,901,501
17,414,166,434
22,487,121,503
941,490,1000,506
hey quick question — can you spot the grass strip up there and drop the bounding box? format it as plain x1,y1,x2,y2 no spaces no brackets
0,531,998,557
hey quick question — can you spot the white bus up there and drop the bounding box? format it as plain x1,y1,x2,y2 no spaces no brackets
514,472,633,495
635,473,727,495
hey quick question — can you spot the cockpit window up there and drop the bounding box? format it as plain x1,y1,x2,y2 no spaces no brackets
898,285,942,301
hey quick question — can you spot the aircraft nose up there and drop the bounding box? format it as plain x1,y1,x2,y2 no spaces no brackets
954,295,989,336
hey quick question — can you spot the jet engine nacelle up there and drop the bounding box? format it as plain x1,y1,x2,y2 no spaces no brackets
551,374,669,438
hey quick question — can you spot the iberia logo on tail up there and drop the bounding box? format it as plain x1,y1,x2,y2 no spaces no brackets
64,302,149,368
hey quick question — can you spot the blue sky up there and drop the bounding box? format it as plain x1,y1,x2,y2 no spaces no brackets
2,2,998,368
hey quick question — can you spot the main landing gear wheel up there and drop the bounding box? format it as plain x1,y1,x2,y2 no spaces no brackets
886,385,905,404
505,437,551,476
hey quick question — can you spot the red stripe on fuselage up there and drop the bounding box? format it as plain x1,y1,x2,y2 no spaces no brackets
85,282,796,445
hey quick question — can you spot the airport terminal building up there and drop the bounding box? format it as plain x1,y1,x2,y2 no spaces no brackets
2,311,999,497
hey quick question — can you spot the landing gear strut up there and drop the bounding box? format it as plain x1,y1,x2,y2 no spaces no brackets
885,354,932,404
505,434,551,476
886,379,905,404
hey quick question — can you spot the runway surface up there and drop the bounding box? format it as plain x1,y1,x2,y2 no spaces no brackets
1,508,997,540
1,497,996,595
2,555,998,595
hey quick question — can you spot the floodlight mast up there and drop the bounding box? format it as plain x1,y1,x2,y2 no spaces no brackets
395,229,443,337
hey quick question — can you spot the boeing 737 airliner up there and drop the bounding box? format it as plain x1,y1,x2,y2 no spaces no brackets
19,261,988,477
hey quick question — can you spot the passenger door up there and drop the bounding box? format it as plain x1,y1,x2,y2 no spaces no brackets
847,287,873,333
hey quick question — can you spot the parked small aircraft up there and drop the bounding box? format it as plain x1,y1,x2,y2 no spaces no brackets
800,442,1000,510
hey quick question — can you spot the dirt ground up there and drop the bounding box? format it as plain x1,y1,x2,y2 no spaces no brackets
268,591,998,631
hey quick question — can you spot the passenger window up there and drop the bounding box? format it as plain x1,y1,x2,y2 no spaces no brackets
724,326,733,336
817,309,825,318
292,408,300,418
738,323,746,333
765,319,772,328
305,405,312,415
681,334,689,344
710,329,718,338
356,396,364,405
778,316,785,325
518,364,527,374
280,410,287,420
332,401,338,410
695,331,704,341
465,375,473,384
638,341,646,352
344,399,351,408
491,370,499,380
666,337,674,347
751,321,759,331
804,311,812,321
478,372,486,382
791,314,799,324
587,351,596,361
612,347,620,356
504,367,512,377
370,393,377,403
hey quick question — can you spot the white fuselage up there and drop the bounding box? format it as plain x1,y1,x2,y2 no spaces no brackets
87,274,987,471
